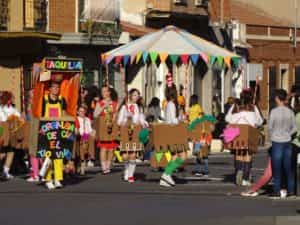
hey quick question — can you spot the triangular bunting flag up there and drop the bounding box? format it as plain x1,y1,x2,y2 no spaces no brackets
199,52,208,64
232,57,240,67
159,53,169,63
105,56,114,64
170,54,179,64
115,56,123,65
190,54,199,65
210,55,217,65
155,152,163,163
224,57,231,68
130,54,136,65
123,55,130,66
150,52,159,64
136,52,142,64
165,151,172,162
217,56,224,67
142,52,149,63
180,54,190,65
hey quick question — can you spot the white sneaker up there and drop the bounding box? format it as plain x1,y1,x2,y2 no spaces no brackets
161,173,175,186
27,177,39,182
242,180,251,186
241,191,259,197
4,173,14,180
124,170,129,181
54,180,63,188
45,181,56,190
280,189,287,198
87,160,94,167
159,179,172,187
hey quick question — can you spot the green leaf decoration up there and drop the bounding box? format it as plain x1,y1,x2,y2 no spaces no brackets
188,115,217,131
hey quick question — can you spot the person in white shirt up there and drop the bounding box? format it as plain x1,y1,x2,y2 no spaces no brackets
0,91,22,179
117,88,148,183
225,101,263,127
225,91,264,186
160,85,186,187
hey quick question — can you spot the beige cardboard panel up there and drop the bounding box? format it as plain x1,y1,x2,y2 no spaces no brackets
119,124,143,151
188,122,215,140
224,124,261,152
95,117,118,141
0,66,21,111
0,122,10,147
151,123,188,151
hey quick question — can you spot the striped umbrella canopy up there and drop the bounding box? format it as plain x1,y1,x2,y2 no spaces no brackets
102,25,240,67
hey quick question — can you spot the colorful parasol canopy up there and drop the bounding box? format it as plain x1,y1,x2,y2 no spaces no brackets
101,25,240,67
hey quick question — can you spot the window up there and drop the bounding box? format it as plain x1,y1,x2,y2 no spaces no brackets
78,0,120,35
173,0,187,5
295,66,300,87
269,66,277,111
0,0,9,31
24,0,47,31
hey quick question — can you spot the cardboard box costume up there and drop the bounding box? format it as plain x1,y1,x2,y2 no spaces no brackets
150,123,189,168
188,121,214,158
0,122,10,147
119,122,143,152
95,100,119,149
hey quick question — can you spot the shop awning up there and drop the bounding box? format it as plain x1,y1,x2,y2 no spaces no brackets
102,25,240,67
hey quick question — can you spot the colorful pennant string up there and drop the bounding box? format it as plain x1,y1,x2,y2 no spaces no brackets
170,54,179,64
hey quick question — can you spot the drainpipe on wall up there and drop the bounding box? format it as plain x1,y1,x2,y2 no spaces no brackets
220,0,224,24
294,0,298,49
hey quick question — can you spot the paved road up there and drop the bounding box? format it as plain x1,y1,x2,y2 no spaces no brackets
0,150,300,225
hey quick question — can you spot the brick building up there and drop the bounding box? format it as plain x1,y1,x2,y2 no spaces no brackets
210,0,300,114
117,0,234,113
0,0,60,111
48,0,77,33
46,0,120,87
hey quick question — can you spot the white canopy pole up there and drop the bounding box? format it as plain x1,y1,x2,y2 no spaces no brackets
221,68,225,113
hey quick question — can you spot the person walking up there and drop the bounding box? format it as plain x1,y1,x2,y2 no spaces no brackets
269,89,297,198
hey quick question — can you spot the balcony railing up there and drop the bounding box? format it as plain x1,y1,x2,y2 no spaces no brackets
79,19,121,37
24,0,47,31
0,0,9,31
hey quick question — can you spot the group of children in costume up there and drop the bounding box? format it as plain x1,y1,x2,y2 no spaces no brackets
23,72,212,189
1,71,274,195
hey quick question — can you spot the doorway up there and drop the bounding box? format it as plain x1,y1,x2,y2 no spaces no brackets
268,66,277,111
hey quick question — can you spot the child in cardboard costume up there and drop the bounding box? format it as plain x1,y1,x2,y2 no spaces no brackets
42,81,67,189
31,68,79,189
75,104,95,175
187,94,212,176
93,85,118,174
225,91,263,186
159,82,186,187
0,91,22,179
117,88,148,183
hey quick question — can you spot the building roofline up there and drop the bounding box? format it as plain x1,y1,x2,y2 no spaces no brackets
0,31,61,40
47,32,119,46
